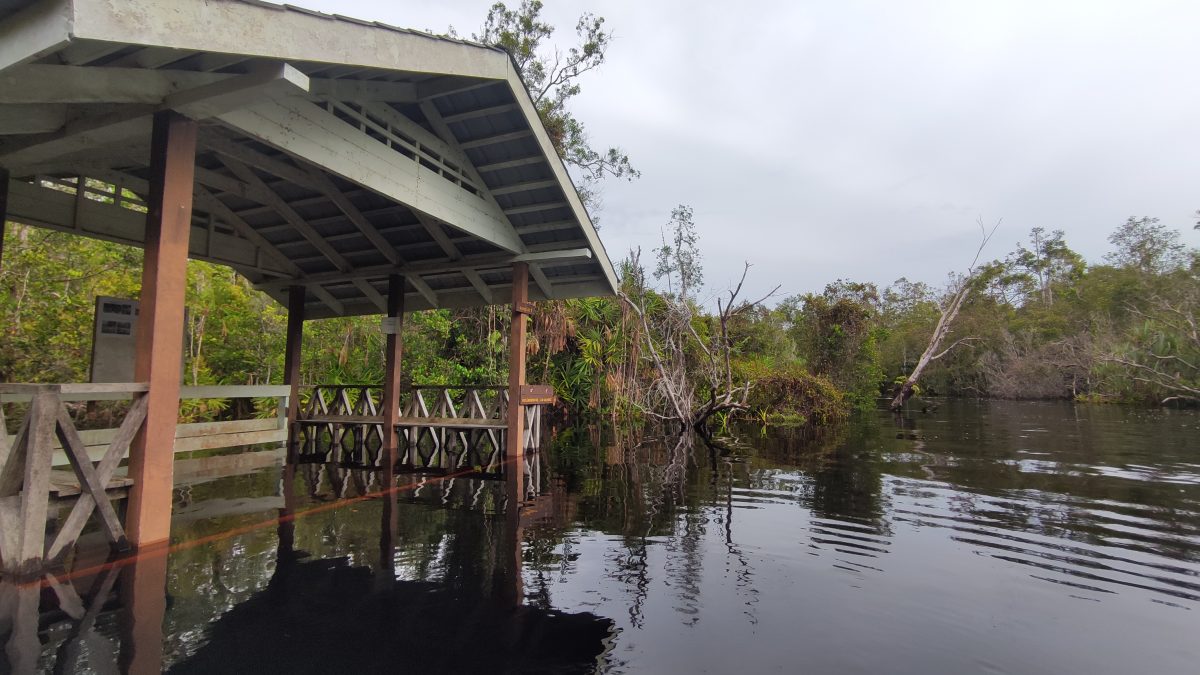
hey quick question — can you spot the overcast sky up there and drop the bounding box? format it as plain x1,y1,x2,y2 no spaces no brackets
291,0,1199,303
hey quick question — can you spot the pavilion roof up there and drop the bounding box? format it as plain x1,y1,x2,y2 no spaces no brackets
0,0,617,317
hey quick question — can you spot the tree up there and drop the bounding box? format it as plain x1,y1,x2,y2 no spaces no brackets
1105,216,1188,274
890,220,999,411
619,208,777,432
1009,227,1084,306
654,205,703,301
475,1,638,208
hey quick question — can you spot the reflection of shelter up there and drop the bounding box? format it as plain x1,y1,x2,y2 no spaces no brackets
0,0,615,570
167,556,614,674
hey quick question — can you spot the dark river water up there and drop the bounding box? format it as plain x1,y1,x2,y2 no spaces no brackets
6,400,1199,674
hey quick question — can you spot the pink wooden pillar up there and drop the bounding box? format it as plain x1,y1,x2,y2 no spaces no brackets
125,111,196,548
380,274,406,470
283,285,306,459
506,262,529,502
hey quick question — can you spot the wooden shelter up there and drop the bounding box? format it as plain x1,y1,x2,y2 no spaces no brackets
0,0,616,564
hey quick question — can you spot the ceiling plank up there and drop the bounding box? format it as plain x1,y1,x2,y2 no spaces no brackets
462,269,493,304
218,156,353,273
407,275,438,306
353,278,387,312
303,166,403,266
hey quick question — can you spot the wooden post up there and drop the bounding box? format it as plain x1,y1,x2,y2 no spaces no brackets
283,285,306,459
5,389,57,576
506,262,529,503
125,111,196,548
380,275,405,471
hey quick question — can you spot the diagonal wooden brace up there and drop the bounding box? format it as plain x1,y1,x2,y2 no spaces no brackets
46,395,147,561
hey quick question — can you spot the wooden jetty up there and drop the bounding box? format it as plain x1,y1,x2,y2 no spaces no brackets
0,0,619,576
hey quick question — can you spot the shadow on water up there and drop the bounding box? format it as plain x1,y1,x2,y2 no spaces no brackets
3,399,1199,673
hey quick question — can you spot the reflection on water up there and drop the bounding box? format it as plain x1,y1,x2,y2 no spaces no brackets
3,400,1198,673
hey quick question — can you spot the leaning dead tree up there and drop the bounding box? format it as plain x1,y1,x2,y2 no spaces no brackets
890,219,999,411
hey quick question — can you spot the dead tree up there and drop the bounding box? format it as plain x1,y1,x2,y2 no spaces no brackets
890,219,998,411
620,262,778,433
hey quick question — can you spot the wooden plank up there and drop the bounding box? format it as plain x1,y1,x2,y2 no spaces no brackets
178,384,291,399
299,414,385,424
396,417,506,430
12,390,56,573
47,471,134,498
172,429,287,453
0,412,31,497
0,383,147,396
175,418,281,438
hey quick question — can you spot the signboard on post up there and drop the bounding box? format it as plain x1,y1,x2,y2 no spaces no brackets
380,316,403,334
90,297,139,382
89,296,187,382
518,384,556,406
513,301,536,316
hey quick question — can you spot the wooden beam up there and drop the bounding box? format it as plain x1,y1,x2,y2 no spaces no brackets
255,248,592,292
381,275,406,465
504,201,568,217
192,186,303,277
440,103,520,124
4,176,291,278
413,212,461,261
126,111,196,549
0,104,67,134
408,275,438,307
216,97,526,252
490,179,559,197
462,269,493,304
506,262,529,502
513,219,577,234
309,285,345,316
458,130,533,150
310,78,417,103
200,133,323,192
165,62,310,120
304,167,403,266
284,285,305,459
529,264,554,301
476,155,544,173
353,278,387,312
0,0,71,73
218,156,353,272
0,64,226,104
0,65,309,171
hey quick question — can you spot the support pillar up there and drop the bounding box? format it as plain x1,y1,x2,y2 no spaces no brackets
506,262,529,503
125,111,196,548
380,275,406,471
283,285,306,459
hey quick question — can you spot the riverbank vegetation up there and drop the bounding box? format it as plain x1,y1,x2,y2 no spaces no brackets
1,1,1196,431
